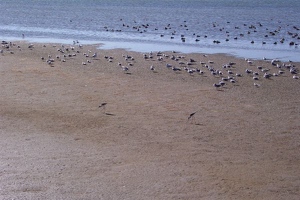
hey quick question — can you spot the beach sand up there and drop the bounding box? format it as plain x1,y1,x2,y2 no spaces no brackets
0,41,299,199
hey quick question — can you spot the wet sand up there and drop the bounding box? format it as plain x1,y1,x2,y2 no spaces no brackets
0,41,299,199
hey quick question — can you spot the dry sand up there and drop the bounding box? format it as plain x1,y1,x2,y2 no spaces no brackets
0,41,299,200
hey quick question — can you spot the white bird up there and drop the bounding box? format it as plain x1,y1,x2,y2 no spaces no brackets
188,69,194,75
227,70,233,74
122,66,129,71
157,57,163,61
293,75,299,79
254,83,260,87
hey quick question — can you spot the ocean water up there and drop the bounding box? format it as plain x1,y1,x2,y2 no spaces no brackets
0,0,299,61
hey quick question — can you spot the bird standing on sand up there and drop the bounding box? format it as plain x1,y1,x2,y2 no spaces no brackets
188,111,197,120
187,111,198,124
122,66,129,71
213,83,222,90
99,103,107,108
92,52,97,58
99,103,107,113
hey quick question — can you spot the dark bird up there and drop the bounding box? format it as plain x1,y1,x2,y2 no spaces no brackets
188,111,197,120
213,83,222,88
99,103,107,113
99,103,107,108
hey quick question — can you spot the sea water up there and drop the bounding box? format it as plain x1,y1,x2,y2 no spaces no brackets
0,0,299,61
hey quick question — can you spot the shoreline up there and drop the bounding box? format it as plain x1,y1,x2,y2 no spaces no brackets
2,36,300,62
1,40,299,199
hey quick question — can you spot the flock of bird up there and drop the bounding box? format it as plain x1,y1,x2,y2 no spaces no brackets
102,18,300,47
1,40,299,91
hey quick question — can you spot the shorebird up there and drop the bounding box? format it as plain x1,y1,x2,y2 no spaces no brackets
188,111,197,120
293,75,299,79
92,52,97,58
219,81,226,86
254,83,260,87
172,67,181,71
99,103,107,108
290,67,297,74
187,69,194,75
227,70,233,75
213,83,222,90
245,69,252,74
247,60,253,65
187,111,197,123
263,73,272,79
253,71,259,76
99,103,107,113
122,66,129,73
166,63,172,68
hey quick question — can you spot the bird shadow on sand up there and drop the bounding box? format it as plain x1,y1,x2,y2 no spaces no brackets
195,123,204,126
105,112,115,116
